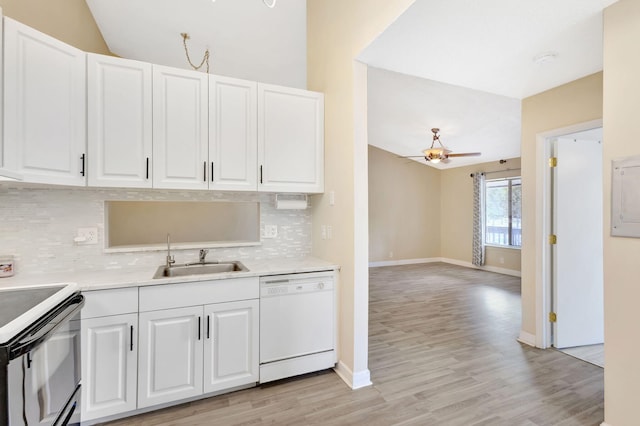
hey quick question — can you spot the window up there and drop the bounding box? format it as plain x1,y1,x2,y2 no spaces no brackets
485,177,521,248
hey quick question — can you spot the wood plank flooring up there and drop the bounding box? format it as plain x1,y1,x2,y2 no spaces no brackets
558,344,604,368
102,263,604,426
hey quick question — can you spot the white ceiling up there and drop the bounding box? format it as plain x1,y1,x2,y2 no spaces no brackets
367,67,521,170
85,0,307,89
361,0,617,169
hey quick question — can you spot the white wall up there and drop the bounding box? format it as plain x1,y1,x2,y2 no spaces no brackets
603,1,640,424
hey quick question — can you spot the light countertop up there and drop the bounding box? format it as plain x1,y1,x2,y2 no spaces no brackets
0,257,339,292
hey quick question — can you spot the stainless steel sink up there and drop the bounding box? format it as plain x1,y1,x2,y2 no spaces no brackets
153,261,249,279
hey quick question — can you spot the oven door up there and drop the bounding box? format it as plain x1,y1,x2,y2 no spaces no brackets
7,295,83,426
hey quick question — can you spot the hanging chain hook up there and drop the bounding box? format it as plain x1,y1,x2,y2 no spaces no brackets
181,33,210,73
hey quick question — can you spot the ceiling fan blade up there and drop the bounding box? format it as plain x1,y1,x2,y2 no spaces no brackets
447,152,482,157
399,155,428,158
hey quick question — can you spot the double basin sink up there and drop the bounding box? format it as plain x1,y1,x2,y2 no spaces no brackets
153,261,248,279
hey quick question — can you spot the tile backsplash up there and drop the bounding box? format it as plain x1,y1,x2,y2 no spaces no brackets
0,184,312,277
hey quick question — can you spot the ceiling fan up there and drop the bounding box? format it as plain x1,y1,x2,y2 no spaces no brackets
407,128,481,164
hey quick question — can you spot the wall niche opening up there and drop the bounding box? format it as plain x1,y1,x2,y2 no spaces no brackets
106,201,260,250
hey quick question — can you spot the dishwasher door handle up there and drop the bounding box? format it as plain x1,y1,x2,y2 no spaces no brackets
263,279,289,285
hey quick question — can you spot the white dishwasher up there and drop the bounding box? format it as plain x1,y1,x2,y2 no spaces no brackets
259,271,336,383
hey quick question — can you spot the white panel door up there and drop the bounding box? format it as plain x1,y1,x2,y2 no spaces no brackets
3,17,86,186
553,137,604,348
203,300,259,393
209,75,258,191
257,83,324,193
87,54,152,188
152,65,208,190
81,313,138,421
138,306,203,408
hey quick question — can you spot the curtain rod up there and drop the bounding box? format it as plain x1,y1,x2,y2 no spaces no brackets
469,168,521,178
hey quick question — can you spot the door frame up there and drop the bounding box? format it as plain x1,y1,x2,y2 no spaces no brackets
534,118,603,349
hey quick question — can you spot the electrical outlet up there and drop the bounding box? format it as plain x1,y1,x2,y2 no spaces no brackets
327,225,332,240
262,225,278,239
76,227,98,245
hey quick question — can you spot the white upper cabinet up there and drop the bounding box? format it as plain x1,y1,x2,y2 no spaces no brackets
87,54,152,188
152,65,208,190
3,17,86,186
209,75,258,191
258,83,324,193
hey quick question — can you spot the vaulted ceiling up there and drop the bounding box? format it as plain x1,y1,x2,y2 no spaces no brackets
86,0,617,169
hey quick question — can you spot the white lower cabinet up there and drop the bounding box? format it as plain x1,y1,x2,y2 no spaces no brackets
81,314,138,421
204,300,259,393
80,277,263,423
137,306,204,408
80,287,139,423
137,277,260,410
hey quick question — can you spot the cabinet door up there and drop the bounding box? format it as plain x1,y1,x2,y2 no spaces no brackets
209,75,257,191
203,300,259,394
81,313,137,421
138,306,203,408
87,54,152,188
257,84,324,193
3,17,86,186
153,65,208,190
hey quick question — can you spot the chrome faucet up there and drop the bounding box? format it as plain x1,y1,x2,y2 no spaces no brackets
166,233,175,268
198,249,209,264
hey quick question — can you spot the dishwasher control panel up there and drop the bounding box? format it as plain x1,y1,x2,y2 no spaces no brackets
260,271,334,298
263,281,330,296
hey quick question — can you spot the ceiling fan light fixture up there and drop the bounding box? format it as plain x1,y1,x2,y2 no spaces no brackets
423,147,445,163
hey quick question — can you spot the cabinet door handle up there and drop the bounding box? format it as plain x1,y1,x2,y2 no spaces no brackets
207,315,210,339
211,162,214,182
203,162,207,182
198,316,201,340
146,158,149,180
130,325,134,351
260,165,263,184
80,154,86,177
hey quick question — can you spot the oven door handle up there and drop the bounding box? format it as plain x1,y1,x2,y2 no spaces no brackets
9,294,84,359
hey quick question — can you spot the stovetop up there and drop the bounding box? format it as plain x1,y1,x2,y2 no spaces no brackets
0,286,65,329
0,283,79,345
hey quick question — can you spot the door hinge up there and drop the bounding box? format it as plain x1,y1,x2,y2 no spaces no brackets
549,312,557,323
548,234,557,244
549,157,558,167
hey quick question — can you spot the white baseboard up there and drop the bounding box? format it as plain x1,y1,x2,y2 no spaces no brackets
369,257,521,277
333,360,372,389
517,330,537,347
369,258,440,268
439,257,522,277
600,423,612,426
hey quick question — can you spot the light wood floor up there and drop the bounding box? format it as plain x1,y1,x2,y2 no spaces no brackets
103,263,604,426
559,344,604,368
